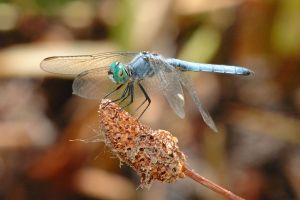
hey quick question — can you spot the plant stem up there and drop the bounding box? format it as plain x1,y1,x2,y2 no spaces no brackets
183,166,245,200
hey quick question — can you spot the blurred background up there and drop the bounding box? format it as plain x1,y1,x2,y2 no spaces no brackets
0,0,300,199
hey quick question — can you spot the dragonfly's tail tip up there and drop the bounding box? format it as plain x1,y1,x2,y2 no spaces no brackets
242,70,254,76
249,70,255,76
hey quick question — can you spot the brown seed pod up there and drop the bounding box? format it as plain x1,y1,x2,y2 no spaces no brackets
99,99,186,188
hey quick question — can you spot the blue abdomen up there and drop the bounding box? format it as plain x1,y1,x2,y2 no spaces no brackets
167,58,253,76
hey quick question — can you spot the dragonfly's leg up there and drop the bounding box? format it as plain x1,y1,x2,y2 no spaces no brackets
118,84,131,104
104,84,124,99
102,85,125,109
121,82,134,109
112,84,130,103
105,84,131,116
134,90,148,114
133,98,147,117
136,82,151,119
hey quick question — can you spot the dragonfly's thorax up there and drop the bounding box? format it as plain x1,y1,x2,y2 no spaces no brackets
108,61,130,84
128,53,155,80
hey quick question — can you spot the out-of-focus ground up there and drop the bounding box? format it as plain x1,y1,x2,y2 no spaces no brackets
0,0,300,199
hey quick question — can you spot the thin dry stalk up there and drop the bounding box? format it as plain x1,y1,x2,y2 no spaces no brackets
183,166,245,200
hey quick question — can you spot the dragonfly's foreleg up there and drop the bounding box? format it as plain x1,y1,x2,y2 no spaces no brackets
135,81,151,119
104,84,124,99
112,84,130,103
118,85,131,104
121,82,134,109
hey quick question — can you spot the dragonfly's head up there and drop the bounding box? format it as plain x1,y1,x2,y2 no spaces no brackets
108,61,129,84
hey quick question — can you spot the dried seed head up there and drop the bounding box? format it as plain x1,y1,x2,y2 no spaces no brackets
99,99,186,188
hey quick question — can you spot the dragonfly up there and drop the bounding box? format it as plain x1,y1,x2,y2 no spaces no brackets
41,51,253,132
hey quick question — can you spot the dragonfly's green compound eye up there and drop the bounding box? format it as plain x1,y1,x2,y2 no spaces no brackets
108,61,129,84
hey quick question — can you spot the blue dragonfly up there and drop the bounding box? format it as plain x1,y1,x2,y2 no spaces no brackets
41,51,253,132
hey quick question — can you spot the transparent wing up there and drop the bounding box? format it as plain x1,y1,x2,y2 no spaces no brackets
72,68,118,99
148,55,185,118
40,51,138,76
178,72,218,132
